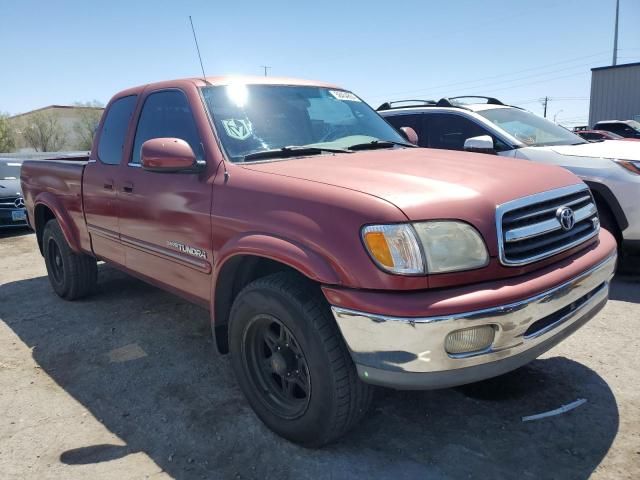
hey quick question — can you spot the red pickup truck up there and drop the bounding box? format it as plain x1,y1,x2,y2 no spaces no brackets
21,76,617,446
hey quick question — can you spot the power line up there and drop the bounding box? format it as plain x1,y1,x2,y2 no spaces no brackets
468,71,590,95
370,51,611,101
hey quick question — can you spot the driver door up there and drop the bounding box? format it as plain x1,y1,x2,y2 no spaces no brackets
118,88,213,305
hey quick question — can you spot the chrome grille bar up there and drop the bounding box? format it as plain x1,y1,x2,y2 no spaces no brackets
497,184,600,266
505,203,598,243
0,197,20,209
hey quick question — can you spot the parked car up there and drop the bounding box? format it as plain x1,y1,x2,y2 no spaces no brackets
0,158,28,229
593,120,640,139
379,97,640,253
21,78,617,446
575,130,626,141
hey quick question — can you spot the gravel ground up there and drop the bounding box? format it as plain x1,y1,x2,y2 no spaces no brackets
1,230,639,480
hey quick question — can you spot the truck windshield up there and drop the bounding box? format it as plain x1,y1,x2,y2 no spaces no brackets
201,84,407,162
478,108,588,147
0,161,22,180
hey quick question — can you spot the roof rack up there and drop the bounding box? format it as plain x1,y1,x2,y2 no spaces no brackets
376,95,515,112
377,99,437,111
447,95,505,105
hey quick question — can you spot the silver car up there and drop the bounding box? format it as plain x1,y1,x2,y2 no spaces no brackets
380,97,640,254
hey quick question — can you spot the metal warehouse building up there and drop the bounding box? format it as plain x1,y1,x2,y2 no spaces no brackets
589,62,640,127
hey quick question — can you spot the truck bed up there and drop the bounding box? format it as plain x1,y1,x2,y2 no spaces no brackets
20,158,90,253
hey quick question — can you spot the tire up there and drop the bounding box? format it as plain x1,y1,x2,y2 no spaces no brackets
42,219,97,300
228,272,374,447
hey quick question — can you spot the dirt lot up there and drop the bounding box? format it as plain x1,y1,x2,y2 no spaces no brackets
1,230,639,480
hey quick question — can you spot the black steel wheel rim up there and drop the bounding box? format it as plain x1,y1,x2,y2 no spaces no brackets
243,314,311,419
47,238,64,284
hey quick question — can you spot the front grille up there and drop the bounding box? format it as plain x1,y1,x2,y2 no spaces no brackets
497,185,600,265
0,196,20,209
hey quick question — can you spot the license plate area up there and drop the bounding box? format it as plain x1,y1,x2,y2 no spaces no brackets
12,210,26,222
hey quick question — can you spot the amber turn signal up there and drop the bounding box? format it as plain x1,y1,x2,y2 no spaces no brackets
362,231,394,268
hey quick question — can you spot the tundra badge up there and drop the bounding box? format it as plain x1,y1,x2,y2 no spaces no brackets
167,241,207,259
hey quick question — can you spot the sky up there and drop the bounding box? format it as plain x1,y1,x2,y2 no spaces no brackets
1,0,639,127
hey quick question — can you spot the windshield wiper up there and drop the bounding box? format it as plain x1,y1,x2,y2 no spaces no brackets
243,145,351,162
346,140,416,151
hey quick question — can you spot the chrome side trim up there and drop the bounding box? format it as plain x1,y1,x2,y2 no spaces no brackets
121,234,212,274
496,184,599,266
87,223,120,242
331,252,616,375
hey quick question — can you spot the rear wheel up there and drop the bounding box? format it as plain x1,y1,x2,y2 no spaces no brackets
229,272,373,447
42,219,97,300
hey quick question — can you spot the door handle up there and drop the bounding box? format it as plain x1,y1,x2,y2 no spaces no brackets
103,179,114,190
122,181,134,194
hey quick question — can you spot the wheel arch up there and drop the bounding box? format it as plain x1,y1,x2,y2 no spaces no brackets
584,181,628,235
33,199,81,255
211,235,342,354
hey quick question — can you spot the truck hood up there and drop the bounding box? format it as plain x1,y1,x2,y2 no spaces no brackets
242,147,580,223
545,140,640,161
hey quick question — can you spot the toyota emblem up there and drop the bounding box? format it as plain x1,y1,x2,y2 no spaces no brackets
14,197,25,208
556,206,575,231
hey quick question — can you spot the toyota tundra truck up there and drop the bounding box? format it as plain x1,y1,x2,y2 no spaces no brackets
21,76,617,447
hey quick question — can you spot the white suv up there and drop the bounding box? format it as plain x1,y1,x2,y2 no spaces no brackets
379,97,640,253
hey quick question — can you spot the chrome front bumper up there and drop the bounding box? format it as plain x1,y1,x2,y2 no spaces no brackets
332,253,617,389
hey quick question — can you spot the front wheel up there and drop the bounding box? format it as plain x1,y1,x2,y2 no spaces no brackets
229,272,373,447
42,219,97,300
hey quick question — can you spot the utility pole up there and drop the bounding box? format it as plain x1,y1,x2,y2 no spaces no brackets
541,96,549,118
260,65,272,77
613,0,620,65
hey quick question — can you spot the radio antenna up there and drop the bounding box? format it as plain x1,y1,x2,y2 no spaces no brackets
189,16,210,85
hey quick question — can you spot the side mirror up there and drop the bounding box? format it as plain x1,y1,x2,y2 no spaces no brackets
141,138,202,172
399,126,419,145
464,135,495,154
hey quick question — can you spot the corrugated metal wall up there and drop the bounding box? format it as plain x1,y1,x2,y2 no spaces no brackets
589,63,640,127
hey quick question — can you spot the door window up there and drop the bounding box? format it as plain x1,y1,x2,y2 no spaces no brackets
97,95,137,165
384,114,427,147
131,90,204,164
428,114,507,151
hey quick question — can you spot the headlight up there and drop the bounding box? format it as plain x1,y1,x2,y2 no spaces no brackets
362,221,489,275
612,159,640,175
413,221,489,273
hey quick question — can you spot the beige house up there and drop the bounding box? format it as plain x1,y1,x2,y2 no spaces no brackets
9,105,104,152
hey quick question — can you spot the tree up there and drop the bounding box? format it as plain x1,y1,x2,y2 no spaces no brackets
21,111,67,152
72,101,104,150
0,113,16,153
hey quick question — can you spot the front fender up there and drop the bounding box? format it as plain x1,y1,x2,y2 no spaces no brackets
209,233,342,349
213,233,342,287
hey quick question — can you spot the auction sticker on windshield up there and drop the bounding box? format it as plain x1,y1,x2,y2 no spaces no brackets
329,90,361,102
222,118,253,140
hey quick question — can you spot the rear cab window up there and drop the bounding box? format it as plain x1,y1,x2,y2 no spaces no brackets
97,95,137,165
